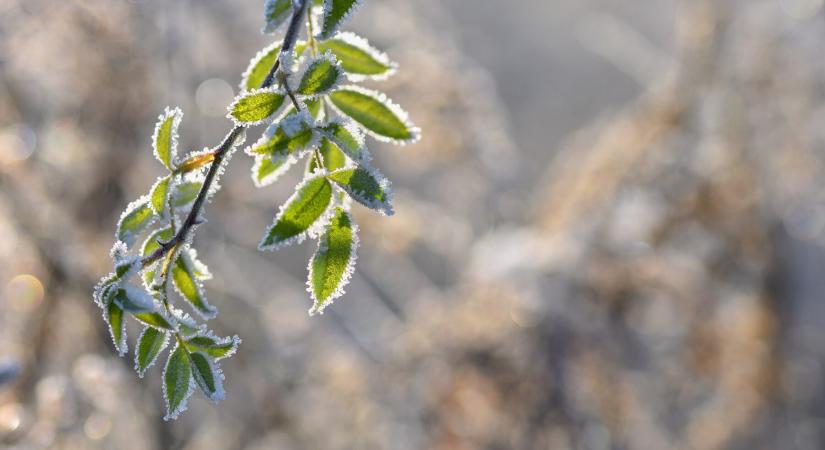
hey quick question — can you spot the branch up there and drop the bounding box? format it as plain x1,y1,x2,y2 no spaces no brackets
141,0,310,269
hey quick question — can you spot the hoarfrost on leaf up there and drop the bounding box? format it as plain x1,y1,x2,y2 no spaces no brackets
317,32,397,81
328,86,420,144
162,344,194,421
135,326,170,378
153,107,183,171
259,173,334,251
308,207,358,314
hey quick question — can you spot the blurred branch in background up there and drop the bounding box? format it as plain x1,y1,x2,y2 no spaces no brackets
3,0,825,449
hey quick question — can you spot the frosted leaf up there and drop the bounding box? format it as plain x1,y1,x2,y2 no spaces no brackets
317,32,397,81
307,137,348,173
135,326,170,378
241,41,282,91
93,274,120,308
153,107,183,170
246,112,319,180
259,173,334,251
227,87,287,126
318,118,369,162
189,352,225,403
105,301,127,356
171,250,218,320
172,178,204,209
327,166,393,215
308,207,358,315
328,86,420,144
184,333,241,361
114,285,156,313
149,176,172,215
318,0,362,40
117,195,157,248
295,52,345,97
162,344,194,421
134,310,176,331
262,0,292,34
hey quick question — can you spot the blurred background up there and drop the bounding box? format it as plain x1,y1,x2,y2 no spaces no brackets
3,0,825,448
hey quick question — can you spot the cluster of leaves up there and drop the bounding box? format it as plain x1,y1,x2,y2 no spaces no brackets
93,0,418,420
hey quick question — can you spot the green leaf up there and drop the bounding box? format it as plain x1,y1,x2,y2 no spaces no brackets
227,87,287,125
251,155,289,188
318,32,396,80
319,120,368,162
163,344,193,421
184,334,241,360
263,0,292,33
329,87,419,143
106,301,127,356
173,180,202,208
153,107,183,170
134,311,175,331
113,285,156,313
328,167,393,215
117,196,157,248
259,174,333,250
318,0,361,40
297,54,344,96
247,112,318,159
190,352,224,403
309,207,358,314
307,138,347,173
241,42,281,91
135,326,170,378
171,252,217,319
150,176,172,215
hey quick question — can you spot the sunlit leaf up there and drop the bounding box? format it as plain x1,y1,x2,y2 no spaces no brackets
308,207,358,314
329,86,419,144
259,174,333,250
227,87,287,125
318,32,396,80
297,53,344,96
328,167,393,215
241,42,281,91
135,326,170,378
318,120,368,162
307,138,347,173
150,176,172,215
153,107,183,170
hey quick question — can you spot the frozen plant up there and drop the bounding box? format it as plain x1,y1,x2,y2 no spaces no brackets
92,0,419,420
